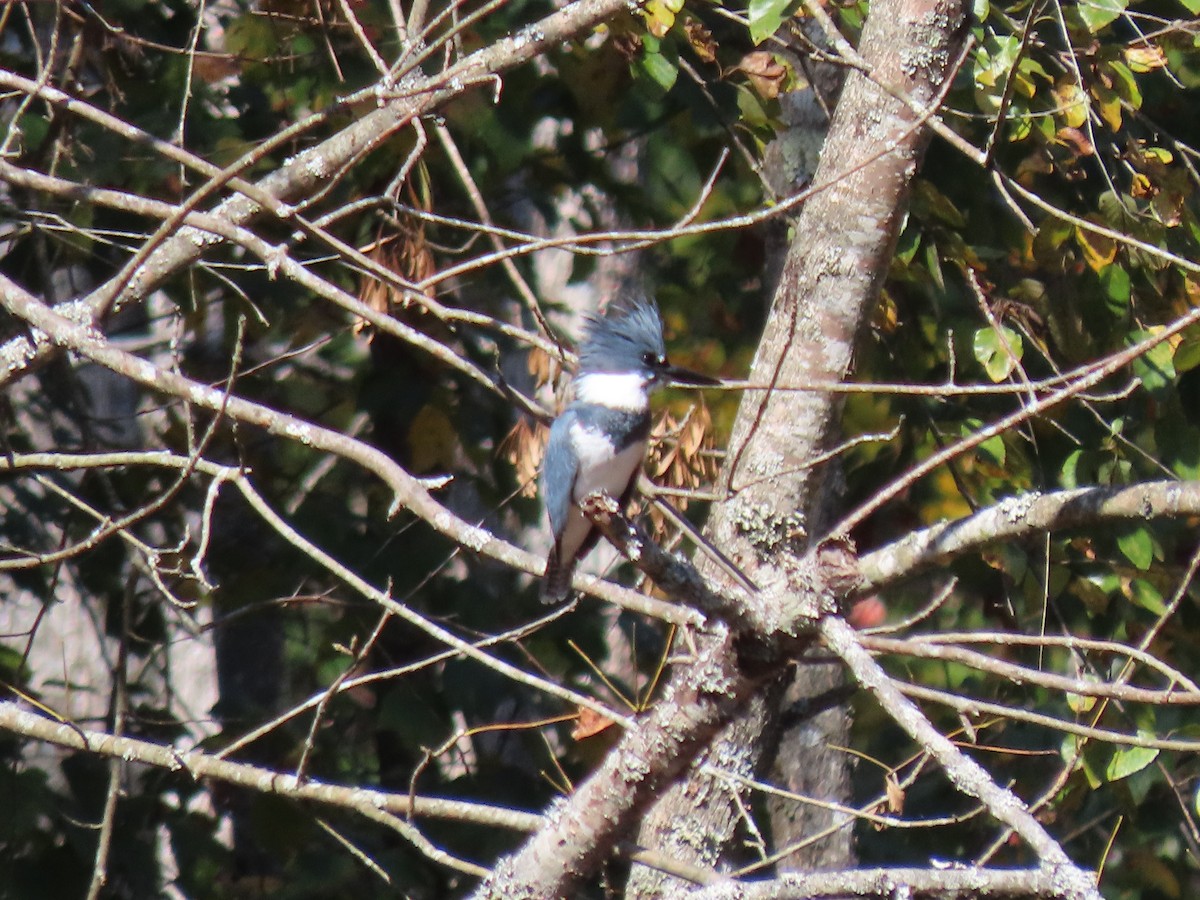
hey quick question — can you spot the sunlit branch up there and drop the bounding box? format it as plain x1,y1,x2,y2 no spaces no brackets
828,308,1200,540
0,0,638,386
864,634,1200,706
0,270,701,630
916,631,1200,693
0,700,541,831
688,865,1098,900
898,680,1200,752
857,480,1200,595
217,602,575,759
0,158,548,415
820,617,1099,896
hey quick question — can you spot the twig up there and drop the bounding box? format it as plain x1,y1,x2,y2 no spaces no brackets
819,616,1099,897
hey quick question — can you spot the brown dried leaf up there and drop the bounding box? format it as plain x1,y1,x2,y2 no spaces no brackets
738,50,787,100
885,772,905,815
355,176,438,335
500,417,548,498
527,347,552,389
1055,127,1094,158
571,707,615,740
1124,44,1167,73
684,18,718,64
354,242,400,335
611,31,642,63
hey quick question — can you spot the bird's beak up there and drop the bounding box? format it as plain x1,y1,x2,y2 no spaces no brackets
664,364,722,388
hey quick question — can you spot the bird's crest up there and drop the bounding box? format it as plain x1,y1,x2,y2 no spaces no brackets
578,300,666,375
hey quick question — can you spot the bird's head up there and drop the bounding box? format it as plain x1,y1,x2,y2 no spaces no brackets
577,300,719,390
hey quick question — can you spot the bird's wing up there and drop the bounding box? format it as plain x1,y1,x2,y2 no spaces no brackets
540,408,579,538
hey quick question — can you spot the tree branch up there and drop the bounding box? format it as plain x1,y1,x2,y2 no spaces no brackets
473,625,768,898
0,271,700,629
819,616,1100,898
0,0,633,386
857,481,1200,594
0,700,538,832
690,865,1099,899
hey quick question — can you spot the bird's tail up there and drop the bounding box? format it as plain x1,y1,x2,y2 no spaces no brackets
540,547,574,603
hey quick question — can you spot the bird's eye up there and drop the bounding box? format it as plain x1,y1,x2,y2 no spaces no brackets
642,352,659,367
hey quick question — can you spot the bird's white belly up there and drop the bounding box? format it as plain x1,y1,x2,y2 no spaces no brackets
557,424,646,564
569,424,645,504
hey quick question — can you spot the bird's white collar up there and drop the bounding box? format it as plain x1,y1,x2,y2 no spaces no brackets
575,372,650,412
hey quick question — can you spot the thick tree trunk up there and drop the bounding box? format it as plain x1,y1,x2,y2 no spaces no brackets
627,0,965,892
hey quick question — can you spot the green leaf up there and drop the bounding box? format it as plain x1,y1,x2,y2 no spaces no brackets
225,13,280,60
748,0,797,45
1180,0,1200,13
924,240,945,292
638,47,679,91
1078,0,1127,32
894,226,921,264
1107,60,1142,108
1129,577,1167,614
1066,675,1099,713
1106,743,1158,782
1156,419,1200,479
1117,528,1153,570
973,35,1021,111
1130,330,1176,394
1033,217,1074,262
1099,264,1130,319
973,325,1024,382
977,433,1006,467
912,179,967,228
1073,568,1115,615
1175,330,1200,373
1060,449,1084,489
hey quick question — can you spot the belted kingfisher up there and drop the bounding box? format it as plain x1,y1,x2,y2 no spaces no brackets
540,299,719,602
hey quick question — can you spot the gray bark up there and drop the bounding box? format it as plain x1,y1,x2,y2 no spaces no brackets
627,0,965,892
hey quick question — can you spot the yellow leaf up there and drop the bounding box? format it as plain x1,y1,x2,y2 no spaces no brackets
873,292,899,333
1130,172,1155,198
1094,89,1122,130
1124,44,1167,73
1075,221,1116,272
642,0,684,38
1053,80,1088,128
1140,145,1173,165
408,405,459,474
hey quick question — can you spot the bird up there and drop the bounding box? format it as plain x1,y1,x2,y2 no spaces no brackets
539,299,719,602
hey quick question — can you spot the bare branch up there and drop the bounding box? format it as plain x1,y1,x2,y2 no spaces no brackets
0,271,698,629
819,616,1099,897
690,865,1098,899
0,0,637,386
474,625,764,899
0,700,539,832
858,481,1200,594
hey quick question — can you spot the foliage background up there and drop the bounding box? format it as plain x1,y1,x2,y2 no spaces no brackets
1,0,1200,896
